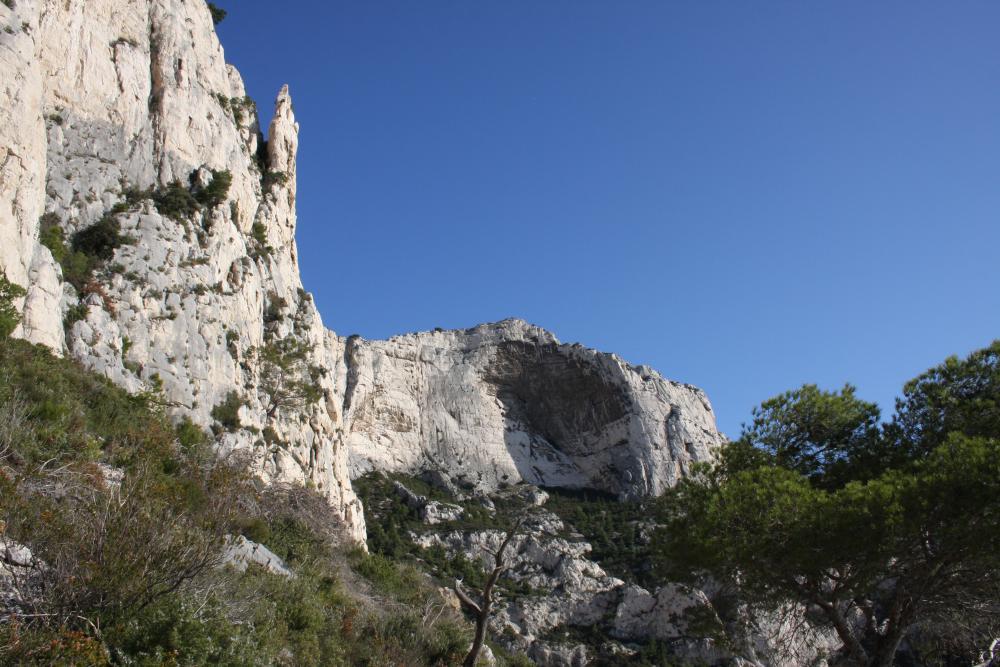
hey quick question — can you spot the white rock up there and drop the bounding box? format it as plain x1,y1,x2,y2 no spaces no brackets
344,319,725,499
221,535,293,578
1,0,364,542
392,480,465,525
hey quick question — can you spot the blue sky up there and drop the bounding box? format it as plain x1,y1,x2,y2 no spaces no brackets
216,1,1000,438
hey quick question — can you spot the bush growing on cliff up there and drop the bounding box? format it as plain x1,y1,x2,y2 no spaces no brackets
72,212,130,261
207,2,226,25
262,169,289,190
152,180,200,221
38,212,65,262
192,168,233,209
39,209,136,293
0,274,26,339
255,338,324,418
210,390,244,433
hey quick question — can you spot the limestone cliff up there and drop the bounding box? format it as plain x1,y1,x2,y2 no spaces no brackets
0,0,725,549
343,319,724,498
0,0,364,539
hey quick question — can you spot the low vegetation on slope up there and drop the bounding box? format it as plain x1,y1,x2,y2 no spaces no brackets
0,334,486,665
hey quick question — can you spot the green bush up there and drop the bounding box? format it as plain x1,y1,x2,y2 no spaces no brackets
38,212,66,263
210,390,244,433
72,213,128,261
152,180,200,221
543,487,653,587
350,550,430,605
207,2,226,25
40,208,135,292
263,170,289,190
250,222,273,259
63,301,89,330
0,274,26,339
0,338,494,667
193,169,233,209
0,337,172,465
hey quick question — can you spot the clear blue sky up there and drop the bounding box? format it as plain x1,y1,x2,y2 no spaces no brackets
216,1,1000,438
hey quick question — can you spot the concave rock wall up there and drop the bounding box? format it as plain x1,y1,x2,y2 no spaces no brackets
343,319,724,498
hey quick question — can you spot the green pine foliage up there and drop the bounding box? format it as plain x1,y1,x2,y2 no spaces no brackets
657,341,1000,667
542,488,654,588
210,390,244,433
39,209,134,292
195,169,233,208
207,2,226,25
0,274,26,339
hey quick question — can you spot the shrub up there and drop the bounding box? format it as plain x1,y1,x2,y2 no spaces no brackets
43,208,137,292
207,2,227,26
263,291,287,323
255,338,323,418
263,170,289,190
250,222,274,259
0,274,27,339
211,390,244,433
63,301,88,330
0,338,499,666
193,169,232,209
38,212,66,262
152,180,200,221
0,337,175,466
72,214,128,261
0,623,109,665
3,463,229,626
349,550,430,607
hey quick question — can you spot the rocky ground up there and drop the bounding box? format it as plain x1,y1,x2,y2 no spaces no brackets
355,472,839,667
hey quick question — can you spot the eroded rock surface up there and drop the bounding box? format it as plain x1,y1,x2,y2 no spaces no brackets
344,319,725,499
407,488,837,667
0,0,363,541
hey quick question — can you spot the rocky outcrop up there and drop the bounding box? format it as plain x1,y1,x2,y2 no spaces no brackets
221,535,293,578
408,490,837,667
393,480,466,525
343,319,725,498
0,0,363,541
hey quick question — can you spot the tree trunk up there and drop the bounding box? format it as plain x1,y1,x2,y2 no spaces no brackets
458,522,523,667
464,579,494,667
812,597,870,666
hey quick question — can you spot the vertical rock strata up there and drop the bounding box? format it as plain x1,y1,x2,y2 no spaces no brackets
0,0,725,546
0,0,364,540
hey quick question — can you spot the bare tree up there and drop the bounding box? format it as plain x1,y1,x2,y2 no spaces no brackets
454,519,524,667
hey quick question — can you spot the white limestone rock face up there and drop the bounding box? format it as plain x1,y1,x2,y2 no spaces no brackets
0,0,363,542
0,0,64,350
344,319,725,499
